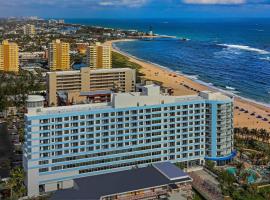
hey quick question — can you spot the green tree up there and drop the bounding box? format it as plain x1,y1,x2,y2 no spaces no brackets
6,167,26,198
205,160,215,171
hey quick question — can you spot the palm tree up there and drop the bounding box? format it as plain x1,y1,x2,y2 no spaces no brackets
259,129,268,142
5,167,26,199
250,128,257,140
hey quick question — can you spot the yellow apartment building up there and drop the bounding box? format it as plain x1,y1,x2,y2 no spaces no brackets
48,39,70,71
0,40,19,73
23,24,36,35
86,42,112,69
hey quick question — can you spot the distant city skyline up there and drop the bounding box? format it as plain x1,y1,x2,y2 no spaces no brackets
0,0,270,18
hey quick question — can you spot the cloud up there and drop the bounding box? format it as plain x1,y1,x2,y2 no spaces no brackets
183,0,246,4
99,0,149,7
0,0,150,8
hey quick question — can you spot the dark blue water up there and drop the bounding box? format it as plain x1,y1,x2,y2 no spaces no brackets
66,18,270,104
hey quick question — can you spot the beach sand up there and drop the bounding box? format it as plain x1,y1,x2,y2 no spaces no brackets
106,39,270,131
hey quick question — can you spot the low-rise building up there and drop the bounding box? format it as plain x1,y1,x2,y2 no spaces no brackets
46,67,136,106
51,162,193,200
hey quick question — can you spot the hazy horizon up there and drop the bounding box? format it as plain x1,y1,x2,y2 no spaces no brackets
1,0,270,18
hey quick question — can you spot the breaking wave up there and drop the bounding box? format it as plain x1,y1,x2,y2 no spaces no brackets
218,44,269,54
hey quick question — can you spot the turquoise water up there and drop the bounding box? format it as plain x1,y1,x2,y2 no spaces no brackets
227,167,257,184
66,18,270,105
227,167,237,175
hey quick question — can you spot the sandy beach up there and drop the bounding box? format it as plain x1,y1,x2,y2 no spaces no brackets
106,39,270,131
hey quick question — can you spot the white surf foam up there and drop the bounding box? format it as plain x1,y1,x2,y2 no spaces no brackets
113,41,270,108
218,44,269,54
260,57,270,61
226,86,236,90
186,75,199,80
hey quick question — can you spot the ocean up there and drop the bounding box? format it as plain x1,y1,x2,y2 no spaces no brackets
66,18,270,105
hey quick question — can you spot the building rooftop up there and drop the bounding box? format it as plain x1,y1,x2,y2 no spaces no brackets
153,162,190,181
80,90,112,96
26,95,45,102
199,91,231,101
90,67,132,74
51,162,192,200
46,67,133,75
26,85,232,117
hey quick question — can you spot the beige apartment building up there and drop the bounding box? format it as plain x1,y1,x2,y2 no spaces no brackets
0,40,19,72
86,42,112,69
23,24,36,35
48,39,70,71
47,67,135,106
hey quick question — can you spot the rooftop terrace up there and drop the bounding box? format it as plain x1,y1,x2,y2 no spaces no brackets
26,85,232,116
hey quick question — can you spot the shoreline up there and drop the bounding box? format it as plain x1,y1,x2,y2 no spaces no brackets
107,39,270,130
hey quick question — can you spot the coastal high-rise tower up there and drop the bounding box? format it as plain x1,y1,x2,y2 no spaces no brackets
23,85,235,197
23,24,36,35
0,40,19,73
86,42,112,69
48,39,70,71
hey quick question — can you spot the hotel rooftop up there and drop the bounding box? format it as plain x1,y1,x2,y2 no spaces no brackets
26,84,231,116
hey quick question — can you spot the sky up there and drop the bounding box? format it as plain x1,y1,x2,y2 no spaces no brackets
0,0,270,18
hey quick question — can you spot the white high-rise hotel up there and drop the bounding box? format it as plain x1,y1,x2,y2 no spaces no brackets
23,85,235,196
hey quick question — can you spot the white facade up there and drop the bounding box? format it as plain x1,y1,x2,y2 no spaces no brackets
24,85,234,197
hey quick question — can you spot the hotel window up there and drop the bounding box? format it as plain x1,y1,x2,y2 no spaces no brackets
72,149,78,153
39,160,49,165
87,114,94,119
102,119,109,123
117,143,123,147
102,113,109,117
56,118,62,122
40,153,49,158
170,106,175,110
39,168,49,173
132,116,137,120
80,122,85,126
80,148,85,152
117,112,123,116
72,116,78,120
